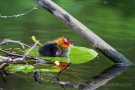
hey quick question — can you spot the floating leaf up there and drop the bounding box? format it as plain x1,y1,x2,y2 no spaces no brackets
69,46,98,64
39,68,59,73
6,64,60,73
6,64,35,73
25,46,98,64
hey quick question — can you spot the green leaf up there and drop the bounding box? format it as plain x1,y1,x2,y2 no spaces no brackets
69,46,98,64
6,64,35,73
39,68,59,73
6,64,60,73
26,46,98,64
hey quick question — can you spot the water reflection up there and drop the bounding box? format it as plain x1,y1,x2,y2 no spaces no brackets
47,65,129,90
77,65,129,90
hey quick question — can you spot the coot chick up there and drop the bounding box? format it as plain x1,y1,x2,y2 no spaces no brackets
38,37,71,57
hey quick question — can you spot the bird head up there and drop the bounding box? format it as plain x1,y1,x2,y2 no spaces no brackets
54,37,71,48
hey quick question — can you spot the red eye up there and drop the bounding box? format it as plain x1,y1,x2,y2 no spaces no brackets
63,38,68,43
63,38,70,46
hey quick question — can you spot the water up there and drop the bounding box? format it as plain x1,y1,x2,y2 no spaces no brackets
0,0,135,90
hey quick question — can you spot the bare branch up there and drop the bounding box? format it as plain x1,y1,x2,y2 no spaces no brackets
0,5,38,18
0,39,30,49
21,41,39,63
0,49,53,64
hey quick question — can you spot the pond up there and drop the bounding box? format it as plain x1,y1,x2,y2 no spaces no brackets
0,0,135,90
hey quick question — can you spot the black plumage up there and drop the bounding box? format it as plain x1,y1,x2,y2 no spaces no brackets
38,42,69,57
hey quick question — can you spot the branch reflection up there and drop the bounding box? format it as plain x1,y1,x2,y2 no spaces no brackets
55,65,129,90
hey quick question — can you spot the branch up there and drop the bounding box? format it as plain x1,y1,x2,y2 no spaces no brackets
0,5,37,18
0,39,30,49
0,49,53,64
21,41,39,64
0,63,9,83
34,0,131,66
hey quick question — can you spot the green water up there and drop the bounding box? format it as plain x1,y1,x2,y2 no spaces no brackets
0,0,135,90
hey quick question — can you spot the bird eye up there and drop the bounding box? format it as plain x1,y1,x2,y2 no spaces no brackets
63,38,68,43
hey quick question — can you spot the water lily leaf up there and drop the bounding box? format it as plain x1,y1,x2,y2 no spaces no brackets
69,46,98,64
26,46,98,64
6,64,60,73
39,68,59,73
6,64,35,73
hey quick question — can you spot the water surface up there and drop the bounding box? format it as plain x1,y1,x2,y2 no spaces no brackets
0,0,135,90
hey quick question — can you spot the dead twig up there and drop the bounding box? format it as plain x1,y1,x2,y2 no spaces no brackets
0,39,54,64
0,39,40,60
0,49,53,64
0,63,9,83
0,39,31,49
0,5,38,18
22,41,39,64
33,69,41,83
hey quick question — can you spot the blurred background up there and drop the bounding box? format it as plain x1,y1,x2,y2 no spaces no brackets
0,0,135,90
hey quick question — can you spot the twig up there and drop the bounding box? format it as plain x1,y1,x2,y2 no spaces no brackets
33,69,41,83
0,63,9,84
0,73,7,83
0,5,38,18
0,50,53,64
21,41,39,64
0,39,40,59
0,39,30,49
0,63,9,69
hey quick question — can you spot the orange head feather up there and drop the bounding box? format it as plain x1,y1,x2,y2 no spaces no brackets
54,37,70,48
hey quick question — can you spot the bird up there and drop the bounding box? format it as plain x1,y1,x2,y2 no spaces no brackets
38,37,71,57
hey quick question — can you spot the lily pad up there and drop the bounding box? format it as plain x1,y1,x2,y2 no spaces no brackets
39,68,59,73
69,46,98,64
26,46,98,64
6,64,35,73
6,64,59,73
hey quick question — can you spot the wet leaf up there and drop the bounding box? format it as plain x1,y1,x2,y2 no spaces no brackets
26,46,98,64
39,68,59,73
6,64,35,73
6,64,59,73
